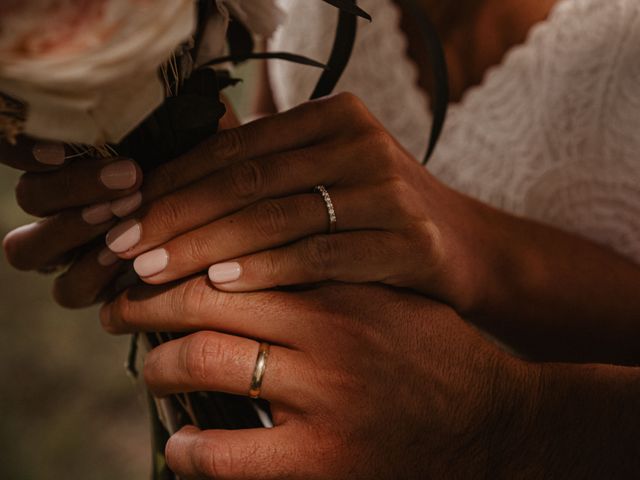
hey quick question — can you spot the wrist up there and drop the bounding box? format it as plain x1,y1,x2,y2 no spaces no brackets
445,197,520,318
488,360,640,478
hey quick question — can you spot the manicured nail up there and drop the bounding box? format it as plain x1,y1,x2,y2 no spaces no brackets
32,142,65,165
134,248,169,278
111,191,142,218
209,262,242,284
100,159,138,190
82,202,113,225
106,219,141,253
97,247,120,267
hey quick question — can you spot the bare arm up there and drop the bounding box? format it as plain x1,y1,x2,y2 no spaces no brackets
463,198,640,364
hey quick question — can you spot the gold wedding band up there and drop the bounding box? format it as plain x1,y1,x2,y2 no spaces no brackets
314,185,337,233
249,342,271,399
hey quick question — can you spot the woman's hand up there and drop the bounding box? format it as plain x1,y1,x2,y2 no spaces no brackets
1,138,144,305
101,280,536,479
102,93,495,314
2,101,240,308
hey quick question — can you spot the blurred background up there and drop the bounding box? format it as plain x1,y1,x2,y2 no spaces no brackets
0,166,150,479
0,79,254,479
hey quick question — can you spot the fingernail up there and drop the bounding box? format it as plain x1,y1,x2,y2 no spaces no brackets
32,142,65,165
106,219,141,253
100,159,138,190
209,262,242,284
82,202,113,225
97,247,119,267
134,248,169,278
111,191,142,218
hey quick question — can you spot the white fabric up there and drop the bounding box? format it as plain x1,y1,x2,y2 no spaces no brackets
269,0,640,264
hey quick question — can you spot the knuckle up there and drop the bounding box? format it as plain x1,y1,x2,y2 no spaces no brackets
177,278,211,321
148,194,190,235
194,437,232,478
303,235,336,275
142,349,161,388
181,332,219,383
215,127,248,160
229,160,266,201
182,234,214,266
256,252,281,285
252,199,289,238
362,128,398,162
382,177,414,210
334,91,366,113
412,220,444,263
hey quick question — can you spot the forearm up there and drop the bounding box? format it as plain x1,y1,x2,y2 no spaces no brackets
468,202,640,363
492,361,640,478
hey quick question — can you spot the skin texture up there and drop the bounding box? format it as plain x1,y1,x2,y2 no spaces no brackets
101,279,530,479
6,92,640,364
1,2,640,477
99,280,640,479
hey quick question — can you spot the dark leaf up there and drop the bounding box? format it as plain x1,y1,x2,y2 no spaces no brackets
227,18,255,58
116,69,225,171
203,51,328,69
311,4,359,99
321,0,372,21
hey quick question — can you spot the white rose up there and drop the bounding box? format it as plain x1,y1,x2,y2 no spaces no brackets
197,0,286,65
0,0,197,145
221,0,286,38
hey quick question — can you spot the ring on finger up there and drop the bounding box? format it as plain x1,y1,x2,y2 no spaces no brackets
314,185,337,233
249,342,271,399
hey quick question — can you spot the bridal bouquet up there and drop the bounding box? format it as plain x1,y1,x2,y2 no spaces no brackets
0,1,374,478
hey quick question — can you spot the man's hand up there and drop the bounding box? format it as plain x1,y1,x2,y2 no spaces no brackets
101,280,640,479
101,281,539,479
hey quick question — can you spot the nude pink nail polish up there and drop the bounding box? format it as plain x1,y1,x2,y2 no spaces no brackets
100,160,138,190
111,191,142,218
134,249,169,278
97,247,119,267
32,142,65,165
82,202,113,225
106,219,141,253
209,262,242,284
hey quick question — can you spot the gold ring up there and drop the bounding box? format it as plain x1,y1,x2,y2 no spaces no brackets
314,185,337,233
249,342,271,399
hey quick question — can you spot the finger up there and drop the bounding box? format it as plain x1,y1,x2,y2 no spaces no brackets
100,276,304,345
167,425,312,480
16,156,142,217
209,231,413,292
3,211,118,272
130,186,398,284
53,244,124,309
141,331,303,405
105,140,355,258
140,92,371,201
0,138,69,172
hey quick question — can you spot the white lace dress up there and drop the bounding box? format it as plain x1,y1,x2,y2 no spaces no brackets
269,0,640,264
